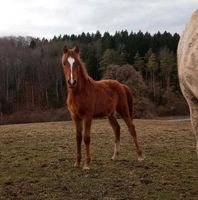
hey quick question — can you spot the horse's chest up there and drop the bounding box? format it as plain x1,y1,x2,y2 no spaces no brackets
67,98,90,117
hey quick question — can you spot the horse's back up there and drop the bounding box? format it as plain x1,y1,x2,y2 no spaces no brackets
178,9,198,101
95,79,126,97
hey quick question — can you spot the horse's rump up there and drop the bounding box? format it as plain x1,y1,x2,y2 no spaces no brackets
93,80,121,116
93,80,133,118
123,85,133,118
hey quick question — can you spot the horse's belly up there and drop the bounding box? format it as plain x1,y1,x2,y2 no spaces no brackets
93,109,113,117
93,101,116,117
93,112,107,118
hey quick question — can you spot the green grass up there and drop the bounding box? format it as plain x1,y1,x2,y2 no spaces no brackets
0,119,197,200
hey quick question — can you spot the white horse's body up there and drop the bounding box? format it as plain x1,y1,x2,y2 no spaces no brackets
177,9,198,155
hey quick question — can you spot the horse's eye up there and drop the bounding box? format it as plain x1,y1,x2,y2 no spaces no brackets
63,60,68,66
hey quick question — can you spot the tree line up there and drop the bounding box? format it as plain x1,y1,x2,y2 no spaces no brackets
0,30,188,122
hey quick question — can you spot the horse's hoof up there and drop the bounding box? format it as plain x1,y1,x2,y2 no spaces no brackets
138,156,144,162
83,165,90,171
74,162,80,168
111,152,119,160
111,156,115,161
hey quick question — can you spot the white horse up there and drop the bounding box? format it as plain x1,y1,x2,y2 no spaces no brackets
177,9,198,156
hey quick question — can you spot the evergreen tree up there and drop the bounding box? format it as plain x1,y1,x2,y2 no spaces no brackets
94,30,102,41
119,51,127,65
160,47,177,100
133,51,145,73
29,39,36,49
102,32,113,51
85,45,99,80
146,50,158,102
144,48,153,82
100,49,119,72
100,49,127,73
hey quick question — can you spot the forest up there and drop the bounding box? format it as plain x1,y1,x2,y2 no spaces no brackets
0,30,189,124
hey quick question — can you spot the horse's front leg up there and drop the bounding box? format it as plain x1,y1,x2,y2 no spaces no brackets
83,116,92,171
74,119,83,168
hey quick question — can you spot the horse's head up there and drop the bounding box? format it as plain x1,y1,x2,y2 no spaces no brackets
62,45,80,88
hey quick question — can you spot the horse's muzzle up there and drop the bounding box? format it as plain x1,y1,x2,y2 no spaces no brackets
67,79,77,88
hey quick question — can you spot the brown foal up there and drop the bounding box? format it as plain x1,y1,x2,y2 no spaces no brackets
62,46,143,171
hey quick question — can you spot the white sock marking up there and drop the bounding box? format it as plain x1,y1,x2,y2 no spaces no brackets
111,142,120,160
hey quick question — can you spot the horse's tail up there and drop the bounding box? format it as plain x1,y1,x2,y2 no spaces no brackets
123,85,133,119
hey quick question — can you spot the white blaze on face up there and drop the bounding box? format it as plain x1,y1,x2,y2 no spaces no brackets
67,56,75,84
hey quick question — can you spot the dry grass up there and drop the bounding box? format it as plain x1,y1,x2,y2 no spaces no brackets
0,119,197,200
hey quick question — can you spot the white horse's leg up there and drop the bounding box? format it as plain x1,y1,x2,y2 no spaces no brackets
108,116,121,160
190,106,198,156
112,142,120,160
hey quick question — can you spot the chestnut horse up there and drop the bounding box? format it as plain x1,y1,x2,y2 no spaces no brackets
62,46,143,171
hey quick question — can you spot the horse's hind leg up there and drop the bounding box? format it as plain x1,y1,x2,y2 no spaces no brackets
190,106,198,156
124,116,143,161
108,115,121,160
118,108,143,161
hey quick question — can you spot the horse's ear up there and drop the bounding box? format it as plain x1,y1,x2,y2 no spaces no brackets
74,46,79,54
63,45,68,53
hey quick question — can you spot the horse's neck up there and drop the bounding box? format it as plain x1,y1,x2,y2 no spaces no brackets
77,76,90,94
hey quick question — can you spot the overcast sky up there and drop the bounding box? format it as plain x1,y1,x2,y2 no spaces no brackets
0,0,197,39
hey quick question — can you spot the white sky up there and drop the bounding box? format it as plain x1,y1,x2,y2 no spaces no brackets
0,0,197,38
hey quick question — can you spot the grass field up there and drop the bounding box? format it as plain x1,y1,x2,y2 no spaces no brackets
0,119,197,200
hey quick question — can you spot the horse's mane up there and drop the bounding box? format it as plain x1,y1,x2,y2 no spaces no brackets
77,55,93,82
